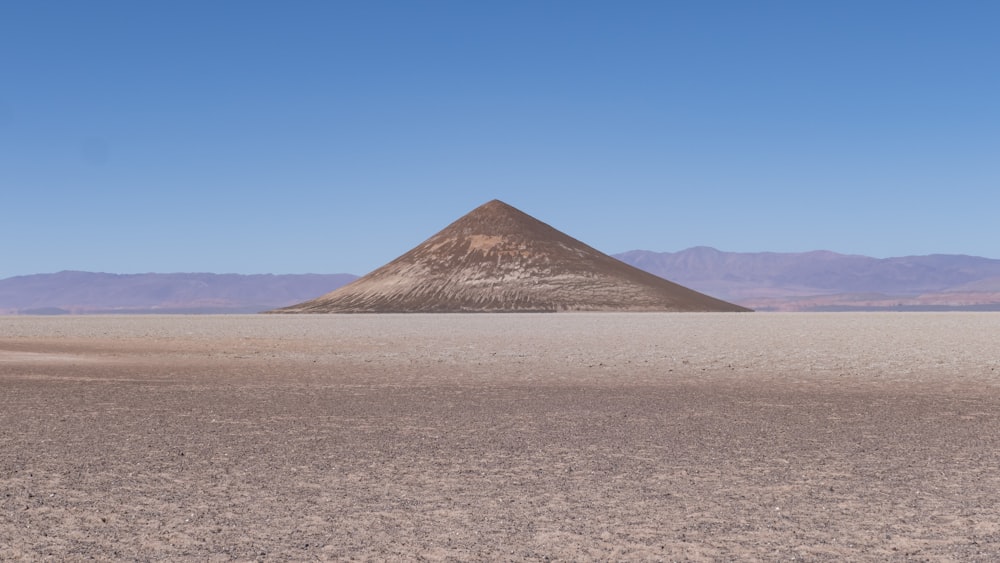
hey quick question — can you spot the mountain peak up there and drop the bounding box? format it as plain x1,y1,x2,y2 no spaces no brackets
438,199,561,239
274,200,748,313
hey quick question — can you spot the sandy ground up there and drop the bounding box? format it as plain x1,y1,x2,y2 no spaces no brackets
2,313,1000,561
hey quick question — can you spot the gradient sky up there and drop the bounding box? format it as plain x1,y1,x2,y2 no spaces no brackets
2,1,998,278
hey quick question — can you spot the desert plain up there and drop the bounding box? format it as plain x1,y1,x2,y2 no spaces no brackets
2,312,1000,561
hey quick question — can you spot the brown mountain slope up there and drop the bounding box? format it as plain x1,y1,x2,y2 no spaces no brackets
273,200,749,313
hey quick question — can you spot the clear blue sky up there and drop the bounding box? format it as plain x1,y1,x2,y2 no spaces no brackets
2,1,997,278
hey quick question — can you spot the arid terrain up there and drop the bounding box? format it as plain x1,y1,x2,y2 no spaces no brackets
2,313,1000,560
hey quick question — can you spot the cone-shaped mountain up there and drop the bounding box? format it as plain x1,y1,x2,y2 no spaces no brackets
273,200,750,313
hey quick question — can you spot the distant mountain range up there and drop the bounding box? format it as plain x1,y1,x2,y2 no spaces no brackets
3,247,1000,314
0,272,357,314
614,247,1000,311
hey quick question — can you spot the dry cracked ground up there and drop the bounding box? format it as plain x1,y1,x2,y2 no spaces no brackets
2,313,1000,561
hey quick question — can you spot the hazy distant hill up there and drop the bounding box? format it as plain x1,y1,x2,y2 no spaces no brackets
614,247,1000,311
5,246,1000,314
0,272,357,314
